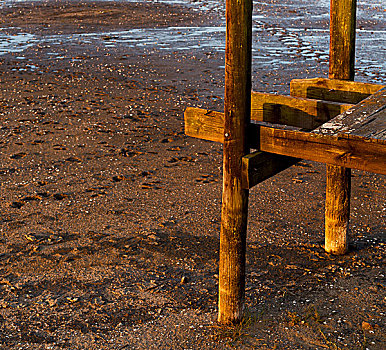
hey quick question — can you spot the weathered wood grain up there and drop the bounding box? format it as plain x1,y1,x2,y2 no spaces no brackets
218,0,252,325
185,93,353,141
317,87,386,140
242,151,299,189
185,106,386,175
185,107,259,147
258,126,386,175
251,92,353,130
184,107,224,143
290,78,384,104
325,165,350,255
329,0,356,80
326,0,357,255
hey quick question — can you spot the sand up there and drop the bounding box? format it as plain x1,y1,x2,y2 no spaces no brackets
0,1,385,349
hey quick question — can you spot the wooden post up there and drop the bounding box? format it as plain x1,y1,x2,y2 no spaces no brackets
218,0,252,324
325,0,356,254
325,165,351,254
329,0,356,80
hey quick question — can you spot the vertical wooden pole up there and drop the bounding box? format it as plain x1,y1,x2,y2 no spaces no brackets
218,0,252,324
325,0,356,254
329,0,356,80
325,165,351,254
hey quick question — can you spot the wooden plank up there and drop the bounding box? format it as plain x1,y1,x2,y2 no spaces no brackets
184,106,386,174
185,94,353,141
317,87,386,140
185,107,259,148
350,112,386,139
184,107,224,143
290,78,384,104
218,0,252,325
184,108,299,189
251,92,353,130
241,151,299,189
258,126,386,175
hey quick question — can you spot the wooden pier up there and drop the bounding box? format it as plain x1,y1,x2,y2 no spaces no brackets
184,0,385,324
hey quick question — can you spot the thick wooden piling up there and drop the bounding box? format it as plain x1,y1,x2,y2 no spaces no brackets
218,0,252,324
325,0,356,254
329,0,356,81
325,165,351,254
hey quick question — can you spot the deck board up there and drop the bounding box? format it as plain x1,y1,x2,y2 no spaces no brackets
316,87,386,140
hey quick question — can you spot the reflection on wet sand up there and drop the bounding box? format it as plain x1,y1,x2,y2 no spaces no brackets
0,0,384,83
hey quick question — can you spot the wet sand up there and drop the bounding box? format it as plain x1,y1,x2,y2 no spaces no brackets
0,1,385,349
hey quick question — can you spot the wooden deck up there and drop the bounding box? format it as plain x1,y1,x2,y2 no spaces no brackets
185,86,386,180
256,87,386,175
316,87,386,139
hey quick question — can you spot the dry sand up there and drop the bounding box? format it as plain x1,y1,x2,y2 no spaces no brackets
0,1,385,349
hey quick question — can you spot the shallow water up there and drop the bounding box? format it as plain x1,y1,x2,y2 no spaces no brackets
0,0,385,83
0,31,36,55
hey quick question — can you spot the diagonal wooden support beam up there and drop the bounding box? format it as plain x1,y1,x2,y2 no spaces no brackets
290,78,385,104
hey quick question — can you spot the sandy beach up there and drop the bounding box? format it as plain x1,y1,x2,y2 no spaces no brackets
0,0,385,349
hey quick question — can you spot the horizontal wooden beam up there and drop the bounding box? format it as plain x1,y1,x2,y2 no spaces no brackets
184,107,386,175
290,78,384,104
185,107,259,148
185,93,352,142
184,107,299,189
258,126,386,175
184,108,224,143
251,92,352,130
242,151,299,189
